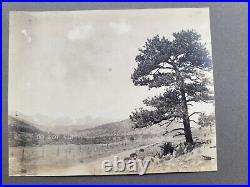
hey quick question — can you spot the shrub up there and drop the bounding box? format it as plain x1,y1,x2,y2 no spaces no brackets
159,142,174,156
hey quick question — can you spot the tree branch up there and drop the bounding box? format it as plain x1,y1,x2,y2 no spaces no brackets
170,128,184,132
173,132,185,138
188,112,203,118
159,118,175,127
163,127,184,136
190,120,199,125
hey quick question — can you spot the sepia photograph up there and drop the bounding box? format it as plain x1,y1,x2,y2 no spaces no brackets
8,8,217,176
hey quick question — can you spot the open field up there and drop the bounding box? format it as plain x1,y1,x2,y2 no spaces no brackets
9,126,216,176
9,136,160,176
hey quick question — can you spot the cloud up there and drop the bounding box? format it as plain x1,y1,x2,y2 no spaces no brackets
109,21,131,35
21,29,32,43
67,25,93,41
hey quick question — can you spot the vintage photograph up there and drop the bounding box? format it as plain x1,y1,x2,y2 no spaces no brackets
8,8,217,176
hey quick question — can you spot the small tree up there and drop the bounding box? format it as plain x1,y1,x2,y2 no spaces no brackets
198,113,215,128
130,30,213,144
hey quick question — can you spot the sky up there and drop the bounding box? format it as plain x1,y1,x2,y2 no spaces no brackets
8,8,214,126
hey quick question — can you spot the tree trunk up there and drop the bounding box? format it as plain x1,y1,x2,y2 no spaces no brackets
183,117,193,144
173,67,194,144
180,82,194,145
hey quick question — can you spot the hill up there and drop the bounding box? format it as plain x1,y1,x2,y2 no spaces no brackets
8,115,43,135
8,115,45,146
75,119,133,137
75,119,165,138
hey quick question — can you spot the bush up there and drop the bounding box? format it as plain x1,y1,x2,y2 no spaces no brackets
198,113,215,127
159,142,174,156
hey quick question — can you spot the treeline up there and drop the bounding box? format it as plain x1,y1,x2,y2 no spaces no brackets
8,115,155,147
8,130,151,147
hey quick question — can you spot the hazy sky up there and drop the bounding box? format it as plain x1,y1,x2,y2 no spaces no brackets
9,8,214,124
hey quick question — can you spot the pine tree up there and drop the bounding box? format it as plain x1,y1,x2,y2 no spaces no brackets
130,30,213,144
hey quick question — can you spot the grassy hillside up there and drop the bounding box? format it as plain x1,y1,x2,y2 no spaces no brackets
76,119,133,137
8,116,43,135
75,118,168,139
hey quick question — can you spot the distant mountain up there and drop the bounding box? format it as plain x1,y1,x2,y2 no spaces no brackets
8,114,167,140
9,112,113,134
